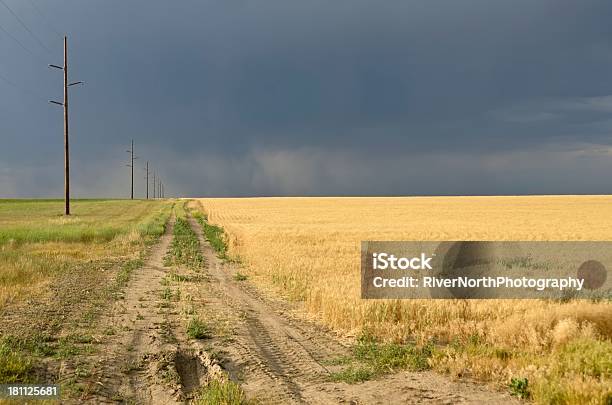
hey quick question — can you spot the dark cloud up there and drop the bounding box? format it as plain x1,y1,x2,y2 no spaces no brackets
1,0,612,197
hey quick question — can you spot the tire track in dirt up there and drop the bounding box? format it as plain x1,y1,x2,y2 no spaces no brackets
86,214,180,404
187,213,522,405
188,214,342,404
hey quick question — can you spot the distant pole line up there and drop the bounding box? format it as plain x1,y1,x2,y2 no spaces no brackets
144,160,149,200
49,36,83,215
153,171,156,199
126,140,137,200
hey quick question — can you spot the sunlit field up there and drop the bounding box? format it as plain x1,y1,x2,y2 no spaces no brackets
196,196,612,404
0,199,170,307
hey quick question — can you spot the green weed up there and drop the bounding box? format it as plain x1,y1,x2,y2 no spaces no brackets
187,317,212,340
193,212,229,260
195,379,247,405
165,217,204,270
330,334,435,383
509,377,530,399
0,346,33,383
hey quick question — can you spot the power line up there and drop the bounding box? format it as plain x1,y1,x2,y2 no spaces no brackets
0,68,44,101
25,0,63,38
0,0,53,54
0,19,44,62
0,70,26,92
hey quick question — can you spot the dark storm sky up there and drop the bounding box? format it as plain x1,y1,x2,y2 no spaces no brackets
1,0,612,197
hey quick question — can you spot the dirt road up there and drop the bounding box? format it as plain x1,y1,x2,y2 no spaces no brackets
59,216,225,403
60,213,519,404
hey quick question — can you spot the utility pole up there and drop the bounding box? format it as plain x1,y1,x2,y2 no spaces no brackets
49,36,82,215
153,171,156,199
144,161,149,199
126,140,137,199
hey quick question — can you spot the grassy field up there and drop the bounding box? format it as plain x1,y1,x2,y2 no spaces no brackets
195,196,612,404
0,199,170,308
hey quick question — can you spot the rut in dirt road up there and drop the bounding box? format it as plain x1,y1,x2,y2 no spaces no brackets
79,215,180,404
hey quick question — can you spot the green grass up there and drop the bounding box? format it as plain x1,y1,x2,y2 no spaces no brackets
193,212,229,260
330,366,376,384
0,199,169,245
0,331,97,381
433,334,612,404
0,350,33,383
116,258,145,287
509,377,530,399
195,379,247,405
233,272,248,281
161,287,173,300
529,338,612,404
330,334,435,383
0,333,46,383
167,272,193,282
164,216,205,270
187,317,212,340
1,333,56,357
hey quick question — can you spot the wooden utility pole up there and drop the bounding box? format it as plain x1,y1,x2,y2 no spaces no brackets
126,140,137,199
63,38,69,213
144,161,149,199
49,36,82,215
153,171,156,199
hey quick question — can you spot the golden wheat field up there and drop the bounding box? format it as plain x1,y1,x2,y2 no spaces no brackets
195,196,612,404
